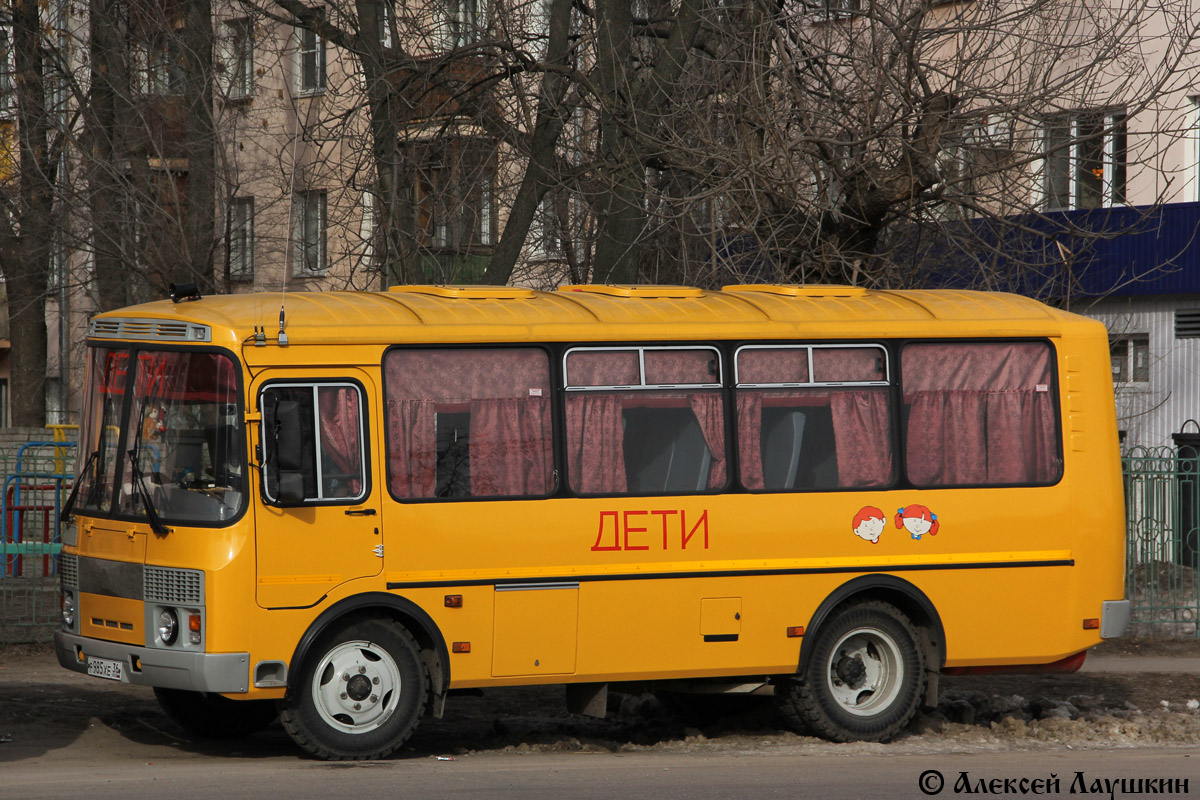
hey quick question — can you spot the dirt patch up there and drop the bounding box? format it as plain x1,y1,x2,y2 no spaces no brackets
4,642,1199,762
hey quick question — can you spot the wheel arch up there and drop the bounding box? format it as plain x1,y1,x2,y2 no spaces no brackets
799,575,946,674
288,592,450,714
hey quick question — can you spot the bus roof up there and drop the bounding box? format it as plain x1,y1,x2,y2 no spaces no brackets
89,285,1092,349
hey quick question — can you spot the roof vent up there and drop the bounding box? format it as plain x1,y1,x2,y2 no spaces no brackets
557,285,704,299
722,284,868,298
387,285,537,299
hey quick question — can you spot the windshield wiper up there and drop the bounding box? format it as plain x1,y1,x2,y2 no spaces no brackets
128,447,171,535
61,449,99,521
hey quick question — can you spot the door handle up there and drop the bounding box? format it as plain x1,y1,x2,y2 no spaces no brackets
345,508,377,516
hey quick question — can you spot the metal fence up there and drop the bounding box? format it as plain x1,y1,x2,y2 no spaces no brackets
2,441,1199,641
1123,446,1200,638
0,441,75,643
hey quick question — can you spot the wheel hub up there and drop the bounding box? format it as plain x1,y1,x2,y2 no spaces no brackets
346,674,372,701
835,654,866,686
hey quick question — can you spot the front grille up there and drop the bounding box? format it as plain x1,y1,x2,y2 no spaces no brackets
59,553,79,588
144,566,204,605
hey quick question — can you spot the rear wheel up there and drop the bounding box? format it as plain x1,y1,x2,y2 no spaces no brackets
775,601,925,742
154,688,278,739
280,618,429,760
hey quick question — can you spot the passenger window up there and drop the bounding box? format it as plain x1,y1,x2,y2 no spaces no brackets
735,345,893,491
384,348,554,500
901,342,1061,487
564,347,726,495
261,383,367,505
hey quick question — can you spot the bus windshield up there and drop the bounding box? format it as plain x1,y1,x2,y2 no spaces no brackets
74,346,246,525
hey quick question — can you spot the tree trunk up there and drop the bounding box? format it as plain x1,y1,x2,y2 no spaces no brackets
182,0,217,293
4,0,54,425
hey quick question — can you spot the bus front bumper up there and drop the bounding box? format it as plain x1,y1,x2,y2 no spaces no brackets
55,631,250,693
1100,600,1132,639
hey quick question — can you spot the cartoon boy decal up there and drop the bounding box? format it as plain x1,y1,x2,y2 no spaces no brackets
896,504,939,541
852,506,886,544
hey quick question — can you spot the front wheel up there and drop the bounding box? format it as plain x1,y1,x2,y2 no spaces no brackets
775,601,926,742
280,618,429,760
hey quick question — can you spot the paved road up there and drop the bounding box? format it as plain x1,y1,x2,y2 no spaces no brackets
2,645,1197,799
3,745,1197,800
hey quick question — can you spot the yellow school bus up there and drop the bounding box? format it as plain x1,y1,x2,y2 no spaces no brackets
55,283,1129,758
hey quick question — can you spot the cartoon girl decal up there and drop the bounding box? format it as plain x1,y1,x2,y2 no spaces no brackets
896,504,939,541
852,506,886,544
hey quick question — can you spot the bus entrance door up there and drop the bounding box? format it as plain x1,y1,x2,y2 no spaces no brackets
252,370,381,609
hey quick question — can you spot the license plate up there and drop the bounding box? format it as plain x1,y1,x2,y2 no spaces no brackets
86,656,125,682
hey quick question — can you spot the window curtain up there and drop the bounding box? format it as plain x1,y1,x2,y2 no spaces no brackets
736,393,765,489
985,391,1058,484
469,397,552,496
688,393,726,488
902,343,1058,486
566,394,627,493
387,398,436,498
318,386,362,494
831,390,892,487
905,391,987,485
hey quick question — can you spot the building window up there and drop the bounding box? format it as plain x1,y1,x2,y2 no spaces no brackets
229,197,254,281
376,0,394,48
0,28,13,116
440,0,483,49
412,137,496,281
142,36,187,96
222,19,254,100
1042,110,1127,211
294,190,326,276
1110,334,1149,386
529,193,562,260
1191,97,1200,203
297,26,326,93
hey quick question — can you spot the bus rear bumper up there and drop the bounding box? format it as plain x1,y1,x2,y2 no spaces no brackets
55,631,249,693
1100,600,1131,639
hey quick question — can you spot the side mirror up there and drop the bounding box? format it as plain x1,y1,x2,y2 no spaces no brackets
277,472,305,504
274,400,303,470
263,395,311,506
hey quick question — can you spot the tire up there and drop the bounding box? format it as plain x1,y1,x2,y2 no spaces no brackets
154,688,279,739
775,601,925,742
279,618,429,760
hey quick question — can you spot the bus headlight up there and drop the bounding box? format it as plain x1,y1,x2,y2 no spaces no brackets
61,591,75,629
157,608,178,645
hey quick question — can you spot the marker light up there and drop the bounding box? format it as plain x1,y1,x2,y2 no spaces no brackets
1082,618,1100,630
452,642,471,653
786,626,805,638
445,595,463,608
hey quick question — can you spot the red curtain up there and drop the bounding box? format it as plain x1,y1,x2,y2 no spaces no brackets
688,393,726,488
831,390,892,486
318,386,363,495
902,343,1058,486
736,393,765,489
469,398,553,496
387,398,436,498
565,394,627,494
